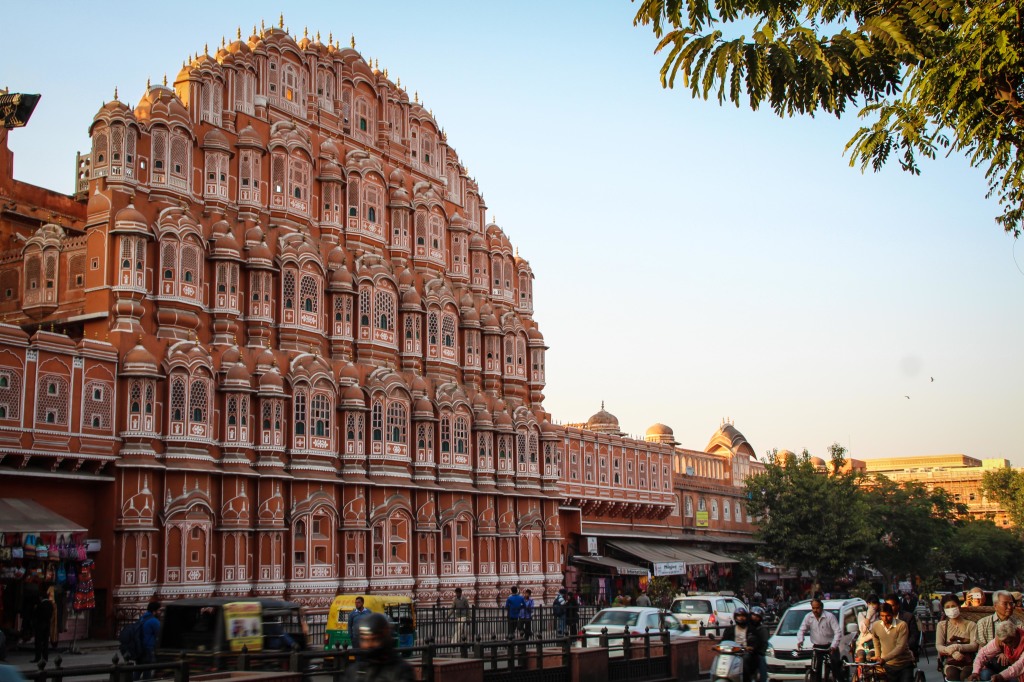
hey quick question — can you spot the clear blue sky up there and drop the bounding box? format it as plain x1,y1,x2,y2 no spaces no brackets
5,1,1022,464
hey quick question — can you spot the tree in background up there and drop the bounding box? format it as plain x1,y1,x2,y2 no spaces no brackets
646,576,677,609
632,0,1024,236
745,445,873,589
861,475,964,589
948,519,1024,585
981,468,1024,532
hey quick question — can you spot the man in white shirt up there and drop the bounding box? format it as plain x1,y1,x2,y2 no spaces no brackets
798,599,843,682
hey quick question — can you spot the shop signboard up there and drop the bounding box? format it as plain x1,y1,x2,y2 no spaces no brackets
586,536,598,555
696,511,709,527
224,601,263,652
654,561,686,576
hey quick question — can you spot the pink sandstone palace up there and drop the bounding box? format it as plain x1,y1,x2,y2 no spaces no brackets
0,22,761,632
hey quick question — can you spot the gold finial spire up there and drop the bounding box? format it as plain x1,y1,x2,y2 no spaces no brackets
383,68,388,78
397,77,401,87
146,78,151,89
221,36,226,48
237,26,242,39
114,87,119,100
253,24,258,36
374,59,379,70
163,74,168,86
414,91,419,104
316,31,320,42
204,43,208,55
261,19,265,32
328,32,333,44
350,34,356,48
279,13,284,28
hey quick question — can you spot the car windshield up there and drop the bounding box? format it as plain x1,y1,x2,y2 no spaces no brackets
776,609,840,636
672,600,712,615
590,610,641,627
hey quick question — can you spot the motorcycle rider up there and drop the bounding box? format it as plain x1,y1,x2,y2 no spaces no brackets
345,612,413,682
721,607,759,682
750,606,771,682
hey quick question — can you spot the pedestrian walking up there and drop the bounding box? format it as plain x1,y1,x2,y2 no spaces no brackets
566,591,581,636
521,589,535,639
135,600,161,681
30,590,54,664
553,588,568,637
452,587,470,642
505,587,525,639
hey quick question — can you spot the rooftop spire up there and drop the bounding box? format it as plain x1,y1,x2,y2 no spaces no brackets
279,13,284,28
350,34,356,48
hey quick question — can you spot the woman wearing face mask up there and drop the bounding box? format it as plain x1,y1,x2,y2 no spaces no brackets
938,593,980,681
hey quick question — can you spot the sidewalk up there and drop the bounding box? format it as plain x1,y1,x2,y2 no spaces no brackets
4,638,120,675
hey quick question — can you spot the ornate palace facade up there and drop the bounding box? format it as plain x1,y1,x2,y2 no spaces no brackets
0,23,697,620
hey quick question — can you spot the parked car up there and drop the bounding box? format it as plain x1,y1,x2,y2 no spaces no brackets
580,607,694,654
765,598,866,682
670,594,748,631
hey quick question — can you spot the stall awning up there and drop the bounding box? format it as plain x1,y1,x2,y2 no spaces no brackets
570,555,649,576
0,499,86,533
607,540,713,567
685,548,738,565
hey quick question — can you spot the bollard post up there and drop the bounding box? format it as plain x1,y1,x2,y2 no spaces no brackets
623,628,632,661
239,644,248,671
423,644,435,682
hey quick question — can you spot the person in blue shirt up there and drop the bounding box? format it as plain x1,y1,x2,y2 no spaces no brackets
505,587,525,639
347,597,372,649
135,601,161,681
521,589,535,639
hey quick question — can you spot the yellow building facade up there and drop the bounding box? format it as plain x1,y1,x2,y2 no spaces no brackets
862,455,1013,528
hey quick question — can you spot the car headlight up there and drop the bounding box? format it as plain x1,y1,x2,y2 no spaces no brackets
766,646,775,657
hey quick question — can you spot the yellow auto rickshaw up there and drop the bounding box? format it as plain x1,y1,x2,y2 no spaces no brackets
325,594,416,649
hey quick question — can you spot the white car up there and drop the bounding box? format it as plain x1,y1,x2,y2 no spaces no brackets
765,598,866,681
580,607,695,654
669,594,748,631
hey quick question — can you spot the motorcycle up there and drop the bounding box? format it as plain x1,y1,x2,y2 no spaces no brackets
712,640,748,682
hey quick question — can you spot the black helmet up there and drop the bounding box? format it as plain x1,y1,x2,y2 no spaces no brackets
734,607,749,622
751,606,765,618
356,613,393,645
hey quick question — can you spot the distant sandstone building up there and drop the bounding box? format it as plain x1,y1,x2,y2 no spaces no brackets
0,23,760,629
861,455,1014,528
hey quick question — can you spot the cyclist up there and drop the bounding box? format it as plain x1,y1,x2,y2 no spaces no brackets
797,599,844,682
870,603,914,682
885,594,920,661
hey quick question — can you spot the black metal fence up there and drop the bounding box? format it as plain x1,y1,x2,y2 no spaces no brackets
115,604,601,648
20,630,685,682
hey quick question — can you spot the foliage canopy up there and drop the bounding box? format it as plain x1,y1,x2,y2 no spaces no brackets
745,443,972,588
981,467,1024,533
633,0,1024,236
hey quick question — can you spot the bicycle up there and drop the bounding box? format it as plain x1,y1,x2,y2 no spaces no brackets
846,660,887,682
804,644,836,682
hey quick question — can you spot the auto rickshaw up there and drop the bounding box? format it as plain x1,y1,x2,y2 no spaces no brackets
324,594,416,649
158,597,308,660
